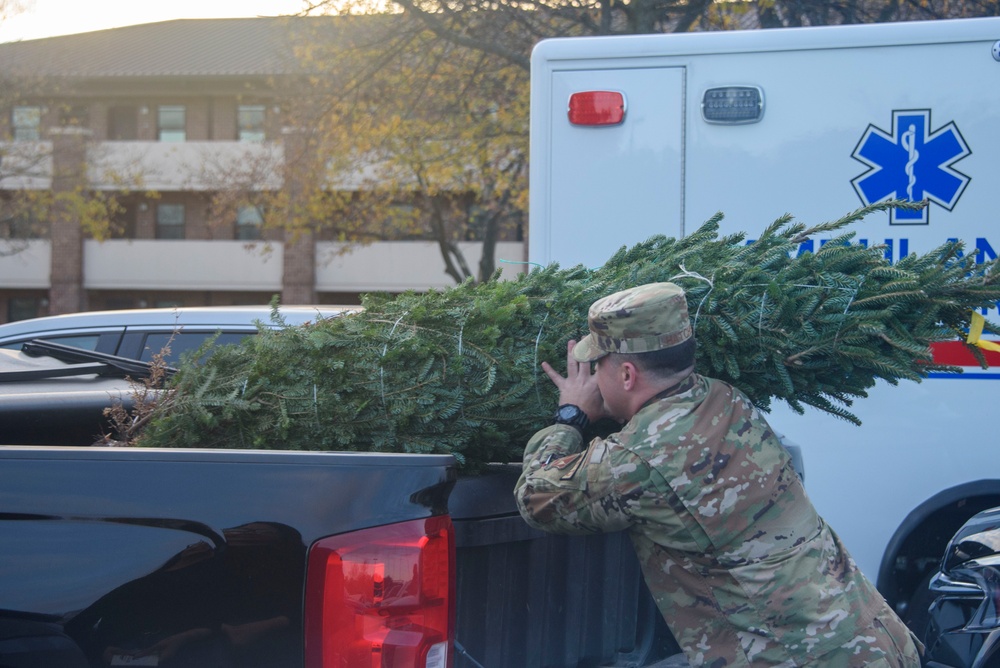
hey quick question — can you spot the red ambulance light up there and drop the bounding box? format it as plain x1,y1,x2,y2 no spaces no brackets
305,515,455,668
568,91,626,126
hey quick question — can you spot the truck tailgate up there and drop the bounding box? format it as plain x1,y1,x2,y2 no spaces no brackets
449,464,679,667
0,446,454,668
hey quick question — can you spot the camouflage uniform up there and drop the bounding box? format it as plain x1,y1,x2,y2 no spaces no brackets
515,283,922,668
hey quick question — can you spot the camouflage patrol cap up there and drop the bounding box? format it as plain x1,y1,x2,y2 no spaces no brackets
573,282,692,362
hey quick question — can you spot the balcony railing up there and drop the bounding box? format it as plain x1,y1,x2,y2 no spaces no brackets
87,141,285,191
0,142,53,190
0,140,287,192
0,241,51,288
72,239,526,292
315,241,527,292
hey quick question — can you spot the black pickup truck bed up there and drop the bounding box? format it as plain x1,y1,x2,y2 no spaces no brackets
0,346,682,667
0,447,679,668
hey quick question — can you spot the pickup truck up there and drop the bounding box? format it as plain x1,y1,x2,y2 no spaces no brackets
0,345,686,668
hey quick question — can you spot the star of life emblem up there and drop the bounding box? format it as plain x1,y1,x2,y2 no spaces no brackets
851,110,971,224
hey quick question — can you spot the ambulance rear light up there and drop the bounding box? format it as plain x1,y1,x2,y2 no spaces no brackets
702,86,764,124
568,91,626,126
304,515,455,668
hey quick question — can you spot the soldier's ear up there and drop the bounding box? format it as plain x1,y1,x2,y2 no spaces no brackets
619,361,639,391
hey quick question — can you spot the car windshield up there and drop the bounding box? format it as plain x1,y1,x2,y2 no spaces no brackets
1,333,102,352
0,341,175,382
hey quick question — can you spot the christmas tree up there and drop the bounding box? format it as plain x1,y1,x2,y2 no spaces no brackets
134,202,1000,470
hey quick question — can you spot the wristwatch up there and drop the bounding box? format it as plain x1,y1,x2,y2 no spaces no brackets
553,404,590,433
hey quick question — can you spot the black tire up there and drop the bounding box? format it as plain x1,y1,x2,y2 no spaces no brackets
901,571,936,646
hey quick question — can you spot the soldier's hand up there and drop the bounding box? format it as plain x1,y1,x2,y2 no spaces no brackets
541,340,610,422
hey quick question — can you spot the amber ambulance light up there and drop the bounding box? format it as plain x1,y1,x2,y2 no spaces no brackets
305,515,456,668
568,91,626,126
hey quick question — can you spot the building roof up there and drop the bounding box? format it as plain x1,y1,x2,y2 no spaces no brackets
0,17,346,78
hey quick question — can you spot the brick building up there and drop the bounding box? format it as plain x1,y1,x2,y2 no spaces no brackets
0,17,524,322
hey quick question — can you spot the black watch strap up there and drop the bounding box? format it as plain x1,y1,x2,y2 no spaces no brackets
553,404,590,433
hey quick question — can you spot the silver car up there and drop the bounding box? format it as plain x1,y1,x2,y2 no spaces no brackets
0,305,347,364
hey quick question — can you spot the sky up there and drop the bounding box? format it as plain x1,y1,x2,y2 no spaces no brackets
0,0,313,43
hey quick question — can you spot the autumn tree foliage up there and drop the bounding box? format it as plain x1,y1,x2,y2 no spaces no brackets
0,103,139,257
305,0,1000,72
196,15,528,285
301,16,529,283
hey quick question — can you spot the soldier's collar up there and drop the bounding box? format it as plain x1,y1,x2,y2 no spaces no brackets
641,373,697,410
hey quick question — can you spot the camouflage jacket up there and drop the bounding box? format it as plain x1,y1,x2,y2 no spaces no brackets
515,373,912,667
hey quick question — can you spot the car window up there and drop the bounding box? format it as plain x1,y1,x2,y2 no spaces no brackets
0,333,102,352
139,331,252,363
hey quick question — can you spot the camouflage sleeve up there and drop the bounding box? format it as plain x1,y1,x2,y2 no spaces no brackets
514,424,641,535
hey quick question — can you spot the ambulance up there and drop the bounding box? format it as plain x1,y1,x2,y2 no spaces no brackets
528,16,1000,622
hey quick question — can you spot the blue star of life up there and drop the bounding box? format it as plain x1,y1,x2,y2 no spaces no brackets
851,110,971,224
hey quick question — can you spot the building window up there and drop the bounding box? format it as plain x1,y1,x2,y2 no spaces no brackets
1,195,45,239
12,106,41,141
108,105,138,140
235,205,263,240
156,203,185,239
7,297,43,322
59,104,89,128
110,202,137,239
237,105,265,142
2,211,42,239
158,105,186,142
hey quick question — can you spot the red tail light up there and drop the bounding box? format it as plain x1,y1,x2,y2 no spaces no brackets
568,91,626,126
305,515,455,668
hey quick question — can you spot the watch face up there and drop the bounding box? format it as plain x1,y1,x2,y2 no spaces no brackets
555,405,588,430
557,405,581,421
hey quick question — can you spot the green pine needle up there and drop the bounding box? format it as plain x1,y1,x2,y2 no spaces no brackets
137,201,1000,471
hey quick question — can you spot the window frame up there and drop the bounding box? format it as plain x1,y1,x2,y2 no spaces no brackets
155,203,185,239
235,205,264,241
157,105,186,142
11,106,42,142
107,104,138,141
237,104,266,142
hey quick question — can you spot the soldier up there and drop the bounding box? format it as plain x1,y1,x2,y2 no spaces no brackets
514,282,922,667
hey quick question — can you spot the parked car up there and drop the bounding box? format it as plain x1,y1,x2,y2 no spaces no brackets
0,305,346,364
922,507,1000,667
0,345,151,446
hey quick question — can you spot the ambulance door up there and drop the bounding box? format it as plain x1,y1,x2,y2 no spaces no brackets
536,66,685,270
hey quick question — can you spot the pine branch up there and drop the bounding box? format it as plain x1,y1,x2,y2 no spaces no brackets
137,201,1000,470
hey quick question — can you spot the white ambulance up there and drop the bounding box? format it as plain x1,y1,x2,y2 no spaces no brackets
528,17,1000,621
